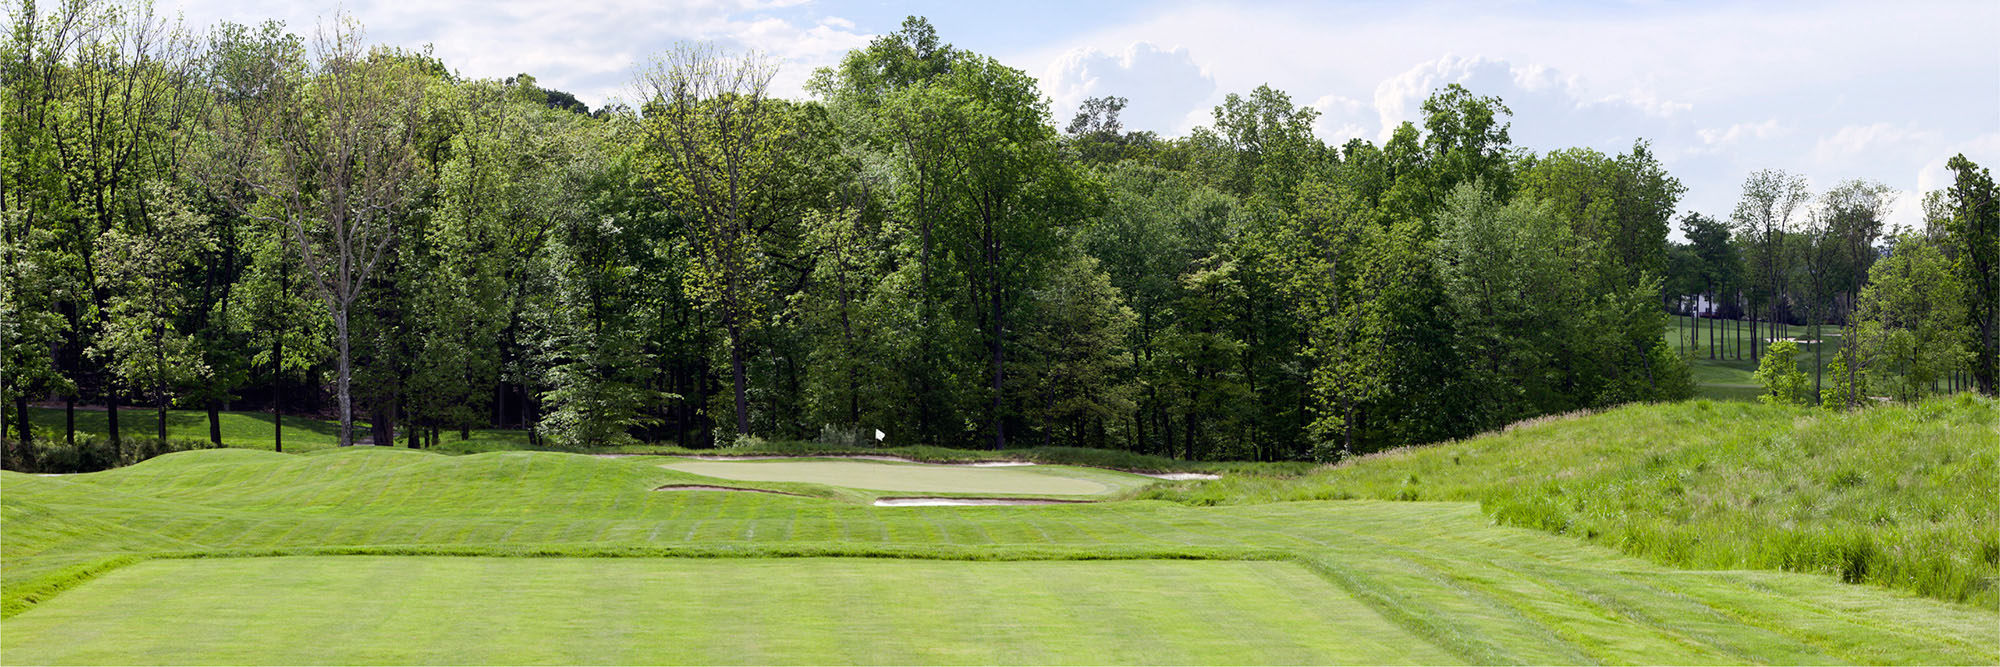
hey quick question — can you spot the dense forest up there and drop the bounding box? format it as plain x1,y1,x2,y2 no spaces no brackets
2,2,1994,460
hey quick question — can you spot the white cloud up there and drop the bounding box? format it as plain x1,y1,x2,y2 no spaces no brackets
1698,119,1787,148
1308,94,1367,144
160,0,873,108
1367,55,1672,152
1812,123,1937,162
1042,42,1216,135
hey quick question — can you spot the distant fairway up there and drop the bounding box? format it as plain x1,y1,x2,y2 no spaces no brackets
0,556,1449,665
659,458,1150,496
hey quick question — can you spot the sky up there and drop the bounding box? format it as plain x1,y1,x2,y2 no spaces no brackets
152,0,1999,231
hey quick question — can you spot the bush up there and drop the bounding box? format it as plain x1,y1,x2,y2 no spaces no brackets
1752,340,1810,405
813,424,874,448
1,434,224,474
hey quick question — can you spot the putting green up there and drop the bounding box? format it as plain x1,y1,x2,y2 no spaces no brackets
659,458,1149,496
0,556,1454,665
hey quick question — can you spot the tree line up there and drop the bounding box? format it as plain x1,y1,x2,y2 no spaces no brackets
3,3,1993,459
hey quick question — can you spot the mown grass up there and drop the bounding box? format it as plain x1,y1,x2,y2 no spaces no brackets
3,440,1996,664
3,556,1447,665
1139,395,2000,608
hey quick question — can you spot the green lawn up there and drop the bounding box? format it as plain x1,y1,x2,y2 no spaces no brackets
3,421,1996,664
658,458,1154,496
0,556,1452,665
1665,315,1845,402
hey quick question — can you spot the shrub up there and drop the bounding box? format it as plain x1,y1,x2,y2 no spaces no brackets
1752,340,1811,405
1,434,224,474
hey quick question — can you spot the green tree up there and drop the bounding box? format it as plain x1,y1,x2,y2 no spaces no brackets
636,43,794,441
88,182,214,441
1014,252,1136,448
1078,163,1237,453
1855,235,1969,402
798,205,892,443
229,225,327,452
17,0,200,445
202,17,431,446
537,188,661,447
1752,340,1810,405
1432,182,1581,426
1680,212,1740,358
1284,178,1386,459
1931,155,1996,395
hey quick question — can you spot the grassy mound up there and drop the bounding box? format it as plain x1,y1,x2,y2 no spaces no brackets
1141,395,2000,607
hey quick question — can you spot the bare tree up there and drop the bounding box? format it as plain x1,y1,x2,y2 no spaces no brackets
1731,169,1809,361
198,16,426,446
634,43,781,440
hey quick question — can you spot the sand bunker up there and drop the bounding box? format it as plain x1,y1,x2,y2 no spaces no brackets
675,454,1035,466
1139,472,1221,480
873,497,1089,507
651,484,808,497
660,458,1139,496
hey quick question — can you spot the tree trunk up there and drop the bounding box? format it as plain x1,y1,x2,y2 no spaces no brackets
107,394,121,445
65,398,75,446
727,319,750,439
207,400,222,446
336,312,354,446
1750,307,1760,362
273,336,284,453
12,396,28,447
527,394,541,447
989,292,1006,451
371,399,395,450
1813,323,1823,399
156,396,167,443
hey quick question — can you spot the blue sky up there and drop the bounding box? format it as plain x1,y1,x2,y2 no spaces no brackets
160,0,1999,230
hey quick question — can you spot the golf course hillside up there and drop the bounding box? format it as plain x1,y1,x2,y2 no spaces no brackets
3,399,1997,665
1142,395,2000,608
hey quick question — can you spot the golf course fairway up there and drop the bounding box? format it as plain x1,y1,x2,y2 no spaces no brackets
2,443,1995,665
0,556,1449,665
658,458,1150,496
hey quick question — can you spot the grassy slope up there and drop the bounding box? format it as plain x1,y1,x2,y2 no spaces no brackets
2,445,1996,664
0,557,1452,665
1142,395,2000,607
